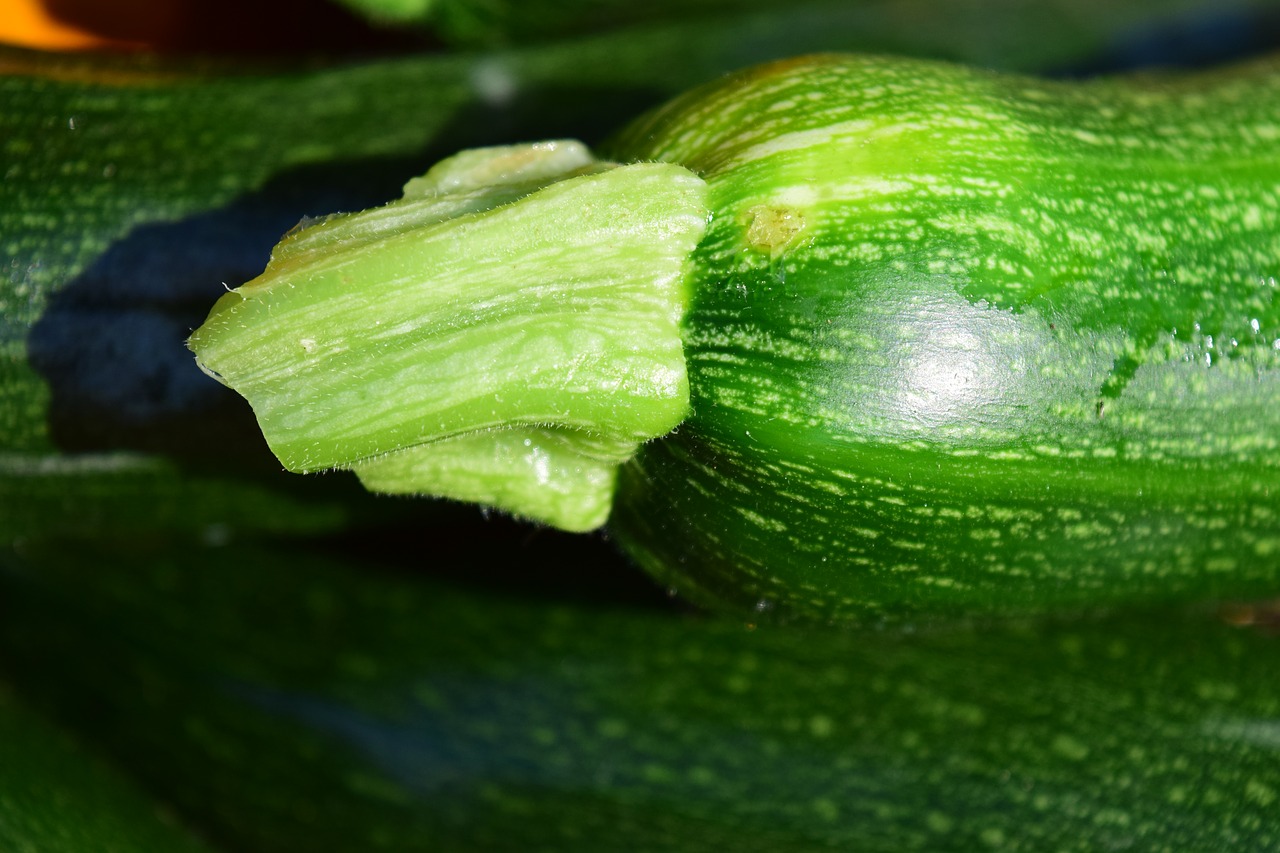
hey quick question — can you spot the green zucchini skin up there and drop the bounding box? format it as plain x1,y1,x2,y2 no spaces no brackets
342,0,1280,69
5,538,1280,851
607,54,1280,623
0,686,212,853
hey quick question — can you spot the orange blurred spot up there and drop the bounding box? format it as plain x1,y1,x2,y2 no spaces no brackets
0,0,427,56
0,0,179,51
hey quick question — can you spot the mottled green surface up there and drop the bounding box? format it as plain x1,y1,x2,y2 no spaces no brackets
0,684,210,853
2,539,1280,851
8,4,1189,545
338,0,1280,61
0,452,352,547
608,54,1280,623
5,3,1277,544
2,9,1280,852
1,52,484,540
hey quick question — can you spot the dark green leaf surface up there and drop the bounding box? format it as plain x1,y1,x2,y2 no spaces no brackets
2,538,1279,851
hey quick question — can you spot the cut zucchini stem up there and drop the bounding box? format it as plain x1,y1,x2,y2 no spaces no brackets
189,141,709,530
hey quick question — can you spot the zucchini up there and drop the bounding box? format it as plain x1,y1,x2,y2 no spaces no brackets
7,4,1274,546
190,54,1280,623
3,537,1280,851
340,0,1280,68
0,682,210,852
9,1,1201,546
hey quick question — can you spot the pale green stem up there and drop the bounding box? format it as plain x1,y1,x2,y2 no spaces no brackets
189,141,708,531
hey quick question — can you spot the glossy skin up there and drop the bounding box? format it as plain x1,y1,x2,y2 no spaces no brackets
609,55,1280,623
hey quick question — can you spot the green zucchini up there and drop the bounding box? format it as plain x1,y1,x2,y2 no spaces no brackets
339,0,1280,67
9,2,1207,547
3,537,1280,851
190,53,1280,623
0,683,210,852
610,53,1280,623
